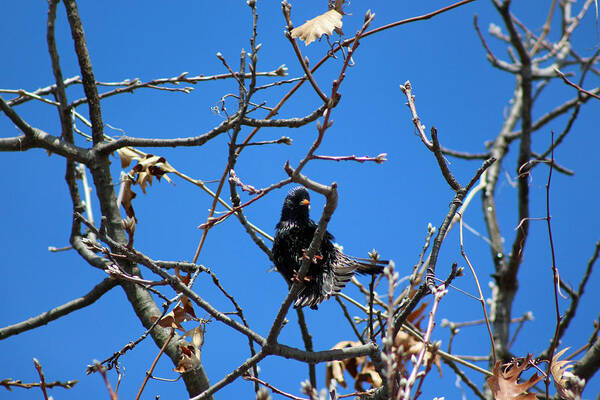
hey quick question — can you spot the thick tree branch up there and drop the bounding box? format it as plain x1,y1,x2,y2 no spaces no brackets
63,0,105,145
0,96,89,161
481,84,521,271
490,0,535,362
273,341,380,363
76,214,266,344
191,352,267,400
80,212,214,397
47,0,73,142
96,114,240,153
573,335,600,383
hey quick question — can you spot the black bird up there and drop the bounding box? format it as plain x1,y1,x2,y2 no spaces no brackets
272,186,386,309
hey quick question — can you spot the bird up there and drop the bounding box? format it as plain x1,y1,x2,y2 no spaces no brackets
272,186,387,309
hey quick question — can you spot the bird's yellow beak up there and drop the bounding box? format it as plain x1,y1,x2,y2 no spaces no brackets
301,199,310,206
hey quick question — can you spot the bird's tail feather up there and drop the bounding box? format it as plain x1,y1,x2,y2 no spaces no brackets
346,255,388,275
355,262,385,274
294,287,326,309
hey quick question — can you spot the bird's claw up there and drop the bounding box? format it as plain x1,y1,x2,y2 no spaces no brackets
292,272,313,283
301,249,323,264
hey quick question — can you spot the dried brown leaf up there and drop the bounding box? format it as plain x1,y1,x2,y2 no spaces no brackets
184,326,205,350
117,149,178,224
152,304,193,332
156,158,176,173
330,340,361,351
355,362,383,391
151,312,183,331
326,359,347,388
121,179,136,219
181,295,197,319
137,155,161,169
551,348,584,400
172,303,193,324
137,170,152,193
122,216,136,246
325,341,366,389
176,325,205,373
291,9,343,46
117,147,142,169
551,348,572,385
394,331,422,356
174,343,200,373
325,341,386,391
175,267,192,286
407,301,428,328
487,356,543,400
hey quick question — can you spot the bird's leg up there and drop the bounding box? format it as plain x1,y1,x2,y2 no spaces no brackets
291,249,323,283
300,248,323,263
292,271,313,283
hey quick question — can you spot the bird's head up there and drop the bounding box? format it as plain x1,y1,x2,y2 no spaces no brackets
280,186,311,221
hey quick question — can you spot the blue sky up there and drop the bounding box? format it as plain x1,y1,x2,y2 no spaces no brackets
1,1,599,399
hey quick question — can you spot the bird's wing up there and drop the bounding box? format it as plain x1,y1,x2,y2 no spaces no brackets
295,249,381,308
320,250,356,298
294,245,351,309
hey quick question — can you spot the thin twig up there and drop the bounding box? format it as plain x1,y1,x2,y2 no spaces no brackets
368,274,376,341
243,374,309,400
134,328,175,400
530,0,557,56
95,362,119,400
544,131,562,399
33,359,49,400
0,378,77,390
555,67,600,100
400,284,447,400
459,213,497,363
311,154,387,164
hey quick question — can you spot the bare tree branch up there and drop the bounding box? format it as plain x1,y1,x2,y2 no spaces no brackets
63,0,105,145
97,114,240,153
573,334,600,383
0,96,89,161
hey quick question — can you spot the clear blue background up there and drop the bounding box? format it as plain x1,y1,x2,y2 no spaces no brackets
1,1,599,399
